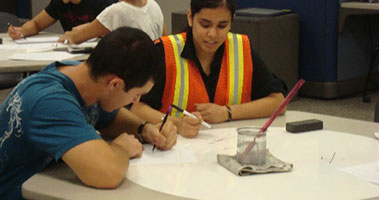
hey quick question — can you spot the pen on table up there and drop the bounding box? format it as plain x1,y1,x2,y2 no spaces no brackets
171,104,212,129
153,106,171,151
241,79,306,158
7,22,24,39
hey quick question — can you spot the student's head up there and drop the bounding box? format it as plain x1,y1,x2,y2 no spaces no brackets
86,27,161,110
190,0,236,20
187,0,235,55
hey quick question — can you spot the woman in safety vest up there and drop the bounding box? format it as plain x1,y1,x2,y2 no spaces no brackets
131,0,287,138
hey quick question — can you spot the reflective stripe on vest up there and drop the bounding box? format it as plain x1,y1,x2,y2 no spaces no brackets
168,34,189,117
160,32,252,116
227,32,245,105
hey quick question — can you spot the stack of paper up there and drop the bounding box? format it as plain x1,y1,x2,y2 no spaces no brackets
14,36,60,44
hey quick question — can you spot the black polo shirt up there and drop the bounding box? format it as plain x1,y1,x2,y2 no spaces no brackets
45,0,114,31
141,30,287,110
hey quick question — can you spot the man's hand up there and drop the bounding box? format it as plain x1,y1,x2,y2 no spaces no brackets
110,133,143,158
196,103,228,123
142,121,177,150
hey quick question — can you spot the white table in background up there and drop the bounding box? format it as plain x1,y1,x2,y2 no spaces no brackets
0,33,90,73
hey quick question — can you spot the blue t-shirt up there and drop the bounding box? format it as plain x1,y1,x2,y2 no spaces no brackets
0,61,118,199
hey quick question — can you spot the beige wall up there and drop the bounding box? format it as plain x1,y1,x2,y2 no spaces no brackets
154,0,190,34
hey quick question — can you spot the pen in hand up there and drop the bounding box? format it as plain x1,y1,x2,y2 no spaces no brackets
7,23,24,39
171,104,212,129
153,106,172,151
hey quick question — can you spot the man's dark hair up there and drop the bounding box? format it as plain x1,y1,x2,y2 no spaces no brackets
86,27,161,91
191,0,236,20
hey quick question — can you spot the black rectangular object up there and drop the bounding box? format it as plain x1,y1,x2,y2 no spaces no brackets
236,8,292,17
68,47,93,54
286,119,323,133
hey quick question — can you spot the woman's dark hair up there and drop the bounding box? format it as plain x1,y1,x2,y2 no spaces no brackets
86,27,162,92
190,0,236,20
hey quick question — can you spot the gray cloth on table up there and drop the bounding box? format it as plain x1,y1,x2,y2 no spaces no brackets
217,149,293,176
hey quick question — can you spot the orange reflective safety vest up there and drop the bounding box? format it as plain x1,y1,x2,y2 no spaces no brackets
160,32,253,117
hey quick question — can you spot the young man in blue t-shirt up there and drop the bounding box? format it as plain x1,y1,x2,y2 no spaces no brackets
0,27,177,199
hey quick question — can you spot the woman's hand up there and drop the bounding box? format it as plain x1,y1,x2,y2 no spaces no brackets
195,103,229,123
58,31,74,44
7,25,24,40
177,112,202,138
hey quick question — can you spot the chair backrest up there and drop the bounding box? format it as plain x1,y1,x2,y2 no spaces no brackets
375,94,379,122
0,12,21,32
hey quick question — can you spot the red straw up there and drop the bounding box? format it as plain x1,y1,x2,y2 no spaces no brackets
241,79,305,158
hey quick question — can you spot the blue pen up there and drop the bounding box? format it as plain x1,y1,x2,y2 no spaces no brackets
152,106,171,151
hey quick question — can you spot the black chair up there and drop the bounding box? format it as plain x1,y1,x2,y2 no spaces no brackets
0,12,24,89
362,44,379,103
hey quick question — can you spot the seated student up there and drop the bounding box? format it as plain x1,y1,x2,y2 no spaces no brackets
7,0,114,40
58,0,168,44
131,0,287,138
0,27,177,199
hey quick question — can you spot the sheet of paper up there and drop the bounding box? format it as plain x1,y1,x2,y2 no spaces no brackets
9,52,83,61
130,144,197,165
14,36,60,44
340,161,379,185
0,43,55,51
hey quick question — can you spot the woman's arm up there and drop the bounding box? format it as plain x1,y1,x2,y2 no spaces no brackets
196,92,285,123
162,23,169,36
8,10,56,40
58,19,109,44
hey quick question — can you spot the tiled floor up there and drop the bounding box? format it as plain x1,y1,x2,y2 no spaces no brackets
288,91,378,122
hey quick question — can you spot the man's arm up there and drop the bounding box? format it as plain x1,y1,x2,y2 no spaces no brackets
58,19,109,44
100,107,143,140
61,133,143,188
100,107,177,150
8,10,56,40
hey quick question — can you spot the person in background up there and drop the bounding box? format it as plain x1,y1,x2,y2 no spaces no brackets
0,27,177,199
131,0,287,138
7,0,114,40
58,0,168,44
